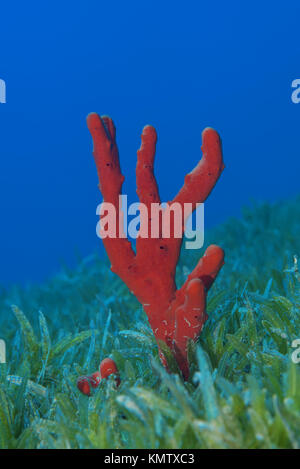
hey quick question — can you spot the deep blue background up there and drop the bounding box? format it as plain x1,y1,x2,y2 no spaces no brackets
0,1,299,286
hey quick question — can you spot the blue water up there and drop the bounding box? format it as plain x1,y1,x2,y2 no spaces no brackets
0,1,299,286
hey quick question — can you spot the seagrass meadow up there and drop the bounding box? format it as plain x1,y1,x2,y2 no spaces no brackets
0,196,300,449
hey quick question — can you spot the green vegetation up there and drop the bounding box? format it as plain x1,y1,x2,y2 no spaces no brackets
0,196,300,449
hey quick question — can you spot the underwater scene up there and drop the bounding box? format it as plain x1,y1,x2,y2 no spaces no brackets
0,1,300,452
